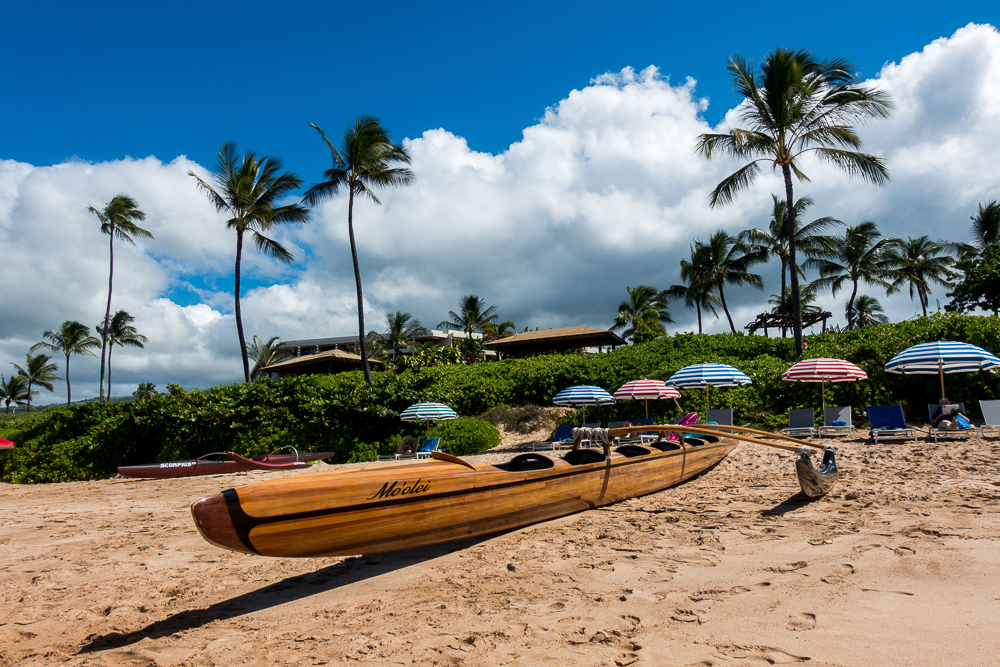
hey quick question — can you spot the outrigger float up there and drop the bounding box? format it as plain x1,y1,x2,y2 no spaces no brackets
191,424,838,558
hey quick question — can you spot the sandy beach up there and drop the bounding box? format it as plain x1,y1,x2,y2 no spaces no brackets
3,427,1000,666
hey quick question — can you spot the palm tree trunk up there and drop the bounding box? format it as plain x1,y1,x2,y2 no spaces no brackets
65,353,71,405
780,257,788,338
26,380,32,413
847,280,859,329
234,229,250,383
348,188,373,384
919,287,928,317
696,303,702,334
782,166,803,357
99,232,114,404
107,344,114,398
719,284,736,333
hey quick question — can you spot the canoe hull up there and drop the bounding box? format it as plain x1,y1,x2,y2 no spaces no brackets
118,452,336,479
191,440,736,558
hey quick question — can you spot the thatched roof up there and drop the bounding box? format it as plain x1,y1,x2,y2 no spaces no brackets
483,326,625,356
259,349,382,375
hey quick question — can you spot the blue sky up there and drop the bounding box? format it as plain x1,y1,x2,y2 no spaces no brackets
3,1,994,169
2,3,1000,402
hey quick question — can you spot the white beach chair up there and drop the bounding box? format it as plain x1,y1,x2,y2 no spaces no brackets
979,400,1000,439
926,403,978,443
781,408,816,438
818,406,854,437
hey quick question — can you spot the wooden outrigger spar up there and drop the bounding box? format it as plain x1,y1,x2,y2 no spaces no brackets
191,425,837,558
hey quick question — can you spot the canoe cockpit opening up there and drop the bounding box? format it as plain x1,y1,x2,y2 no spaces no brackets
614,445,651,458
563,449,608,466
649,441,682,452
500,453,556,472
682,437,705,447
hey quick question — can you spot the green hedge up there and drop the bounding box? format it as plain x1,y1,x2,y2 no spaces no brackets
3,312,1000,483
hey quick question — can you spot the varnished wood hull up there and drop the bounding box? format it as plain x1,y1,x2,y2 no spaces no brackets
191,440,736,558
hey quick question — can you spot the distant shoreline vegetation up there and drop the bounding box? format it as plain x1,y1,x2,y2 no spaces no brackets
2,313,998,485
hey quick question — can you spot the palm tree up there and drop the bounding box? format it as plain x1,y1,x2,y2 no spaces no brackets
482,320,516,342
770,283,822,315
696,47,892,356
891,236,956,317
970,200,1000,251
0,374,30,413
11,353,59,412
97,311,148,396
439,295,498,335
88,194,152,404
303,117,415,385
694,231,767,333
32,321,99,405
739,195,841,334
847,294,888,328
190,142,310,383
611,285,673,340
246,335,294,380
133,382,158,400
668,244,721,334
377,312,429,359
810,222,900,329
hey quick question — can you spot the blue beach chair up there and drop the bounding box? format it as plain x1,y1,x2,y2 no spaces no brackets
866,405,918,445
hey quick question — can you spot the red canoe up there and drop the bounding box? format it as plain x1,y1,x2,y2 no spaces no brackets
117,449,336,479
0,438,14,450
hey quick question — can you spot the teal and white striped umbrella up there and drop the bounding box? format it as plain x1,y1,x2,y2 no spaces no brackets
400,402,458,423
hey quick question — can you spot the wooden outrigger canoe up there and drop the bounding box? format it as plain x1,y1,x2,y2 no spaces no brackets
118,448,336,479
191,425,837,558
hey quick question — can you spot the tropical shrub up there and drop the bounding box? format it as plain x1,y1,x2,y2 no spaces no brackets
428,417,502,457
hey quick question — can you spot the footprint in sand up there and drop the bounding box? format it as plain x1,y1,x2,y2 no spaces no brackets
852,543,882,553
767,560,808,573
821,563,855,584
671,608,705,624
786,613,816,631
714,644,810,663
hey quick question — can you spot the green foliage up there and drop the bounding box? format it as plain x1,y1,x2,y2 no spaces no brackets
428,417,501,457
6,313,1000,484
946,245,1000,316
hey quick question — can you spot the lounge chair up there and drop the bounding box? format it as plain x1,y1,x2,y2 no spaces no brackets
705,408,733,433
979,400,1000,439
866,405,918,445
926,403,978,442
415,438,442,459
533,425,576,451
818,406,854,437
781,408,816,437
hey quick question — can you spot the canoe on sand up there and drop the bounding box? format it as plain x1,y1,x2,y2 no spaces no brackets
191,427,741,558
191,425,837,558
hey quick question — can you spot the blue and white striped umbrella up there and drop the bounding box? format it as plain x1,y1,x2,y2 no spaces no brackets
553,385,615,422
665,363,751,412
665,363,752,388
400,402,458,423
885,341,1000,398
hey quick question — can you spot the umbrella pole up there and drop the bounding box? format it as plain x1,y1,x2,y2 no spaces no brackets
672,397,681,413
644,399,649,419
821,380,826,411
939,359,945,399
705,387,710,414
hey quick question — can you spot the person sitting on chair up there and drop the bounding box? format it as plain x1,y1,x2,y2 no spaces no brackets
397,435,416,455
931,398,968,431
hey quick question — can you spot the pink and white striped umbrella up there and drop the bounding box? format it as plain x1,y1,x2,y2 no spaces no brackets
614,379,681,417
782,358,868,383
782,358,868,408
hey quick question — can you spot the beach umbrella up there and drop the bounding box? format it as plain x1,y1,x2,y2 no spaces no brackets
885,341,1000,398
614,379,681,417
400,402,458,437
782,357,868,409
665,363,751,412
553,385,615,422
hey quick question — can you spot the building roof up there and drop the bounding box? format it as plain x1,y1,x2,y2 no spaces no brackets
259,349,383,373
483,326,625,355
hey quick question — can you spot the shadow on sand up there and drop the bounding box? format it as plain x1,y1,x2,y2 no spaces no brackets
77,536,490,654
761,491,823,516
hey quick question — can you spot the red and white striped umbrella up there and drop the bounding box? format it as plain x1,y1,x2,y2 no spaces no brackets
782,358,868,408
614,379,681,417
